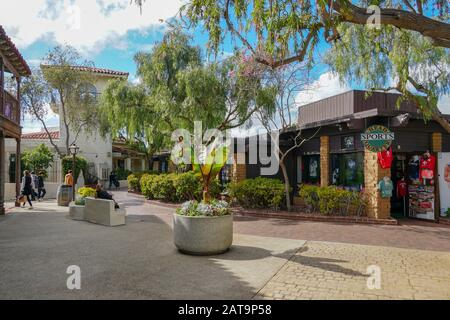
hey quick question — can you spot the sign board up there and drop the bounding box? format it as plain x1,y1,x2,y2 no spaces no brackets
361,125,395,152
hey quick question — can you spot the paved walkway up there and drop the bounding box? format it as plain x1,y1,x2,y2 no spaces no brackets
1,191,449,300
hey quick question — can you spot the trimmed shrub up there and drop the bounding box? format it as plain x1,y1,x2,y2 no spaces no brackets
127,174,140,191
152,174,177,202
172,171,202,201
78,187,96,198
228,177,288,210
298,184,367,216
116,168,132,180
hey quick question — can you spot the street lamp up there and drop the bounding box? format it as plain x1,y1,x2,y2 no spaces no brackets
69,143,80,202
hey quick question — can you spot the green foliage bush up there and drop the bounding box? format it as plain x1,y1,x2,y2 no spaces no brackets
115,168,132,180
127,174,140,191
228,177,288,210
139,171,222,203
298,184,367,216
78,187,96,198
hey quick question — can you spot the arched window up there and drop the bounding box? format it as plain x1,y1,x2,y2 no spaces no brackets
79,83,98,99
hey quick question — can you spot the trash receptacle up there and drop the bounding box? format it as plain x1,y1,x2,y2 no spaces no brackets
57,185,73,207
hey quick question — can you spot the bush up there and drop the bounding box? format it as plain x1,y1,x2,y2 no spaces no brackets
228,177,288,210
139,171,223,203
78,187,96,198
127,174,140,191
127,171,159,192
298,185,367,216
115,168,132,180
172,171,202,201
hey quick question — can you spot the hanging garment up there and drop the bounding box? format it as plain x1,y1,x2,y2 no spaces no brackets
378,177,394,198
397,180,408,198
408,155,420,180
377,147,393,169
420,155,436,182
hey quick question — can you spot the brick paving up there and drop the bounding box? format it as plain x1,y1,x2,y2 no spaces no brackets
118,191,450,252
255,241,450,300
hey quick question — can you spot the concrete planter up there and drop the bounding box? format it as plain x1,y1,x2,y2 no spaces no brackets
173,214,233,255
69,203,85,221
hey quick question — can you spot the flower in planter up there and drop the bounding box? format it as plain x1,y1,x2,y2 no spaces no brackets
176,200,231,217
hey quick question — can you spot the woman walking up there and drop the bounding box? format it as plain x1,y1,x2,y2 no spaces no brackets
21,170,33,209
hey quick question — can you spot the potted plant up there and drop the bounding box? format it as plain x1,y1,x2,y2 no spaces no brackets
172,142,233,255
69,187,96,221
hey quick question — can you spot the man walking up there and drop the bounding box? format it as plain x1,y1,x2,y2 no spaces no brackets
37,171,46,202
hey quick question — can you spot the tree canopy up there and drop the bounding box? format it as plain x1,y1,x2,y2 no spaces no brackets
100,29,277,156
21,144,54,174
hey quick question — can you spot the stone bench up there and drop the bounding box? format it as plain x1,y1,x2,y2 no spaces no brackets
84,197,126,227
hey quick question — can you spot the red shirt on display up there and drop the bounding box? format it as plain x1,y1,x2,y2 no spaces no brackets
397,180,408,198
420,155,436,180
377,147,393,169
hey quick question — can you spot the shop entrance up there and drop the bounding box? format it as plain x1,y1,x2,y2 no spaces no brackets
390,152,436,221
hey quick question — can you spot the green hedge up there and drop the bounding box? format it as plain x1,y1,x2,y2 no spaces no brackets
298,184,367,216
228,177,288,210
140,171,221,202
127,170,159,192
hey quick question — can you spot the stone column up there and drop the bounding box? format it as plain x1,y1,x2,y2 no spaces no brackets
364,149,391,219
431,133,442,152
320,136,330,187
232,152,246,183
125,158,132,171
15,138,21,207
0,130,5,215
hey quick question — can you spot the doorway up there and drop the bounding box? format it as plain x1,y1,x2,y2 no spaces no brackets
391,154,407,219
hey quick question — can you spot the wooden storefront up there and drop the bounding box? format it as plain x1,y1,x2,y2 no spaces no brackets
0,26,31,214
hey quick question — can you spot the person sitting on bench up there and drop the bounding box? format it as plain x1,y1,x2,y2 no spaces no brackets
95,184,120,209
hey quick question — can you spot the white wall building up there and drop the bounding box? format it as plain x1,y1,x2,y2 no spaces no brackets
2,66,138,200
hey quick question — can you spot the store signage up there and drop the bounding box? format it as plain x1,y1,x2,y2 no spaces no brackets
361,125,394,152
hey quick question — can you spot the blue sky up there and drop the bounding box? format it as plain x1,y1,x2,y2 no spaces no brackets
1,0,448,133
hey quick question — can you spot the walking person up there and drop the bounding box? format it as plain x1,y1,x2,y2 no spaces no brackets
21,170,33,209
30,171,39,201
37,171,47,202
109,171,116,190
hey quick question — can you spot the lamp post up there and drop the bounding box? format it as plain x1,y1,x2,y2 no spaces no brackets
69,143,80,202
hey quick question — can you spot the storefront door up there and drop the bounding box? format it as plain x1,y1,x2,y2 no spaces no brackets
390,152,437,221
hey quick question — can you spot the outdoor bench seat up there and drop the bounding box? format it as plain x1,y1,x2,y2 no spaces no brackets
84,197,126,227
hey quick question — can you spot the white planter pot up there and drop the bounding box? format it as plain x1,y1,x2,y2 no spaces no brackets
173,214,233,255
69,203,85,221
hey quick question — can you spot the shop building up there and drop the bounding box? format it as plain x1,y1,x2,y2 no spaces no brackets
232,90,450,221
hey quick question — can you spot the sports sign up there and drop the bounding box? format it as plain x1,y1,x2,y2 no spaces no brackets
361,125,395,152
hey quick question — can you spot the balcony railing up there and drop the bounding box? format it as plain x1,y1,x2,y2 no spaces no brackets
1,90,20,125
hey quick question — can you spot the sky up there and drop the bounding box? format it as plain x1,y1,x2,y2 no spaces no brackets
1,0,448,134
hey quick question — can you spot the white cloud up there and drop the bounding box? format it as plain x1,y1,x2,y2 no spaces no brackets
438,95,450,114
22,106,59,134
296,71,350,106
0,0,183,53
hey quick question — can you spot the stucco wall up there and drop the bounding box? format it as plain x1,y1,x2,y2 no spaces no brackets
4,182,60,200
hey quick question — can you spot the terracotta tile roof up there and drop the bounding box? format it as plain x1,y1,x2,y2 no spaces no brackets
22,131,60,140
0,26,31,76
41,65,129,77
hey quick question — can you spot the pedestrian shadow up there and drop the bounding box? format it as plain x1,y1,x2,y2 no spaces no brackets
218,244,365,277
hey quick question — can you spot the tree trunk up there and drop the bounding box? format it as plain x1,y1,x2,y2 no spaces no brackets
280,161,292,211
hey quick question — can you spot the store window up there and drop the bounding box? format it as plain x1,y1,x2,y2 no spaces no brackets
330,152,364,190
301,155,320,184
